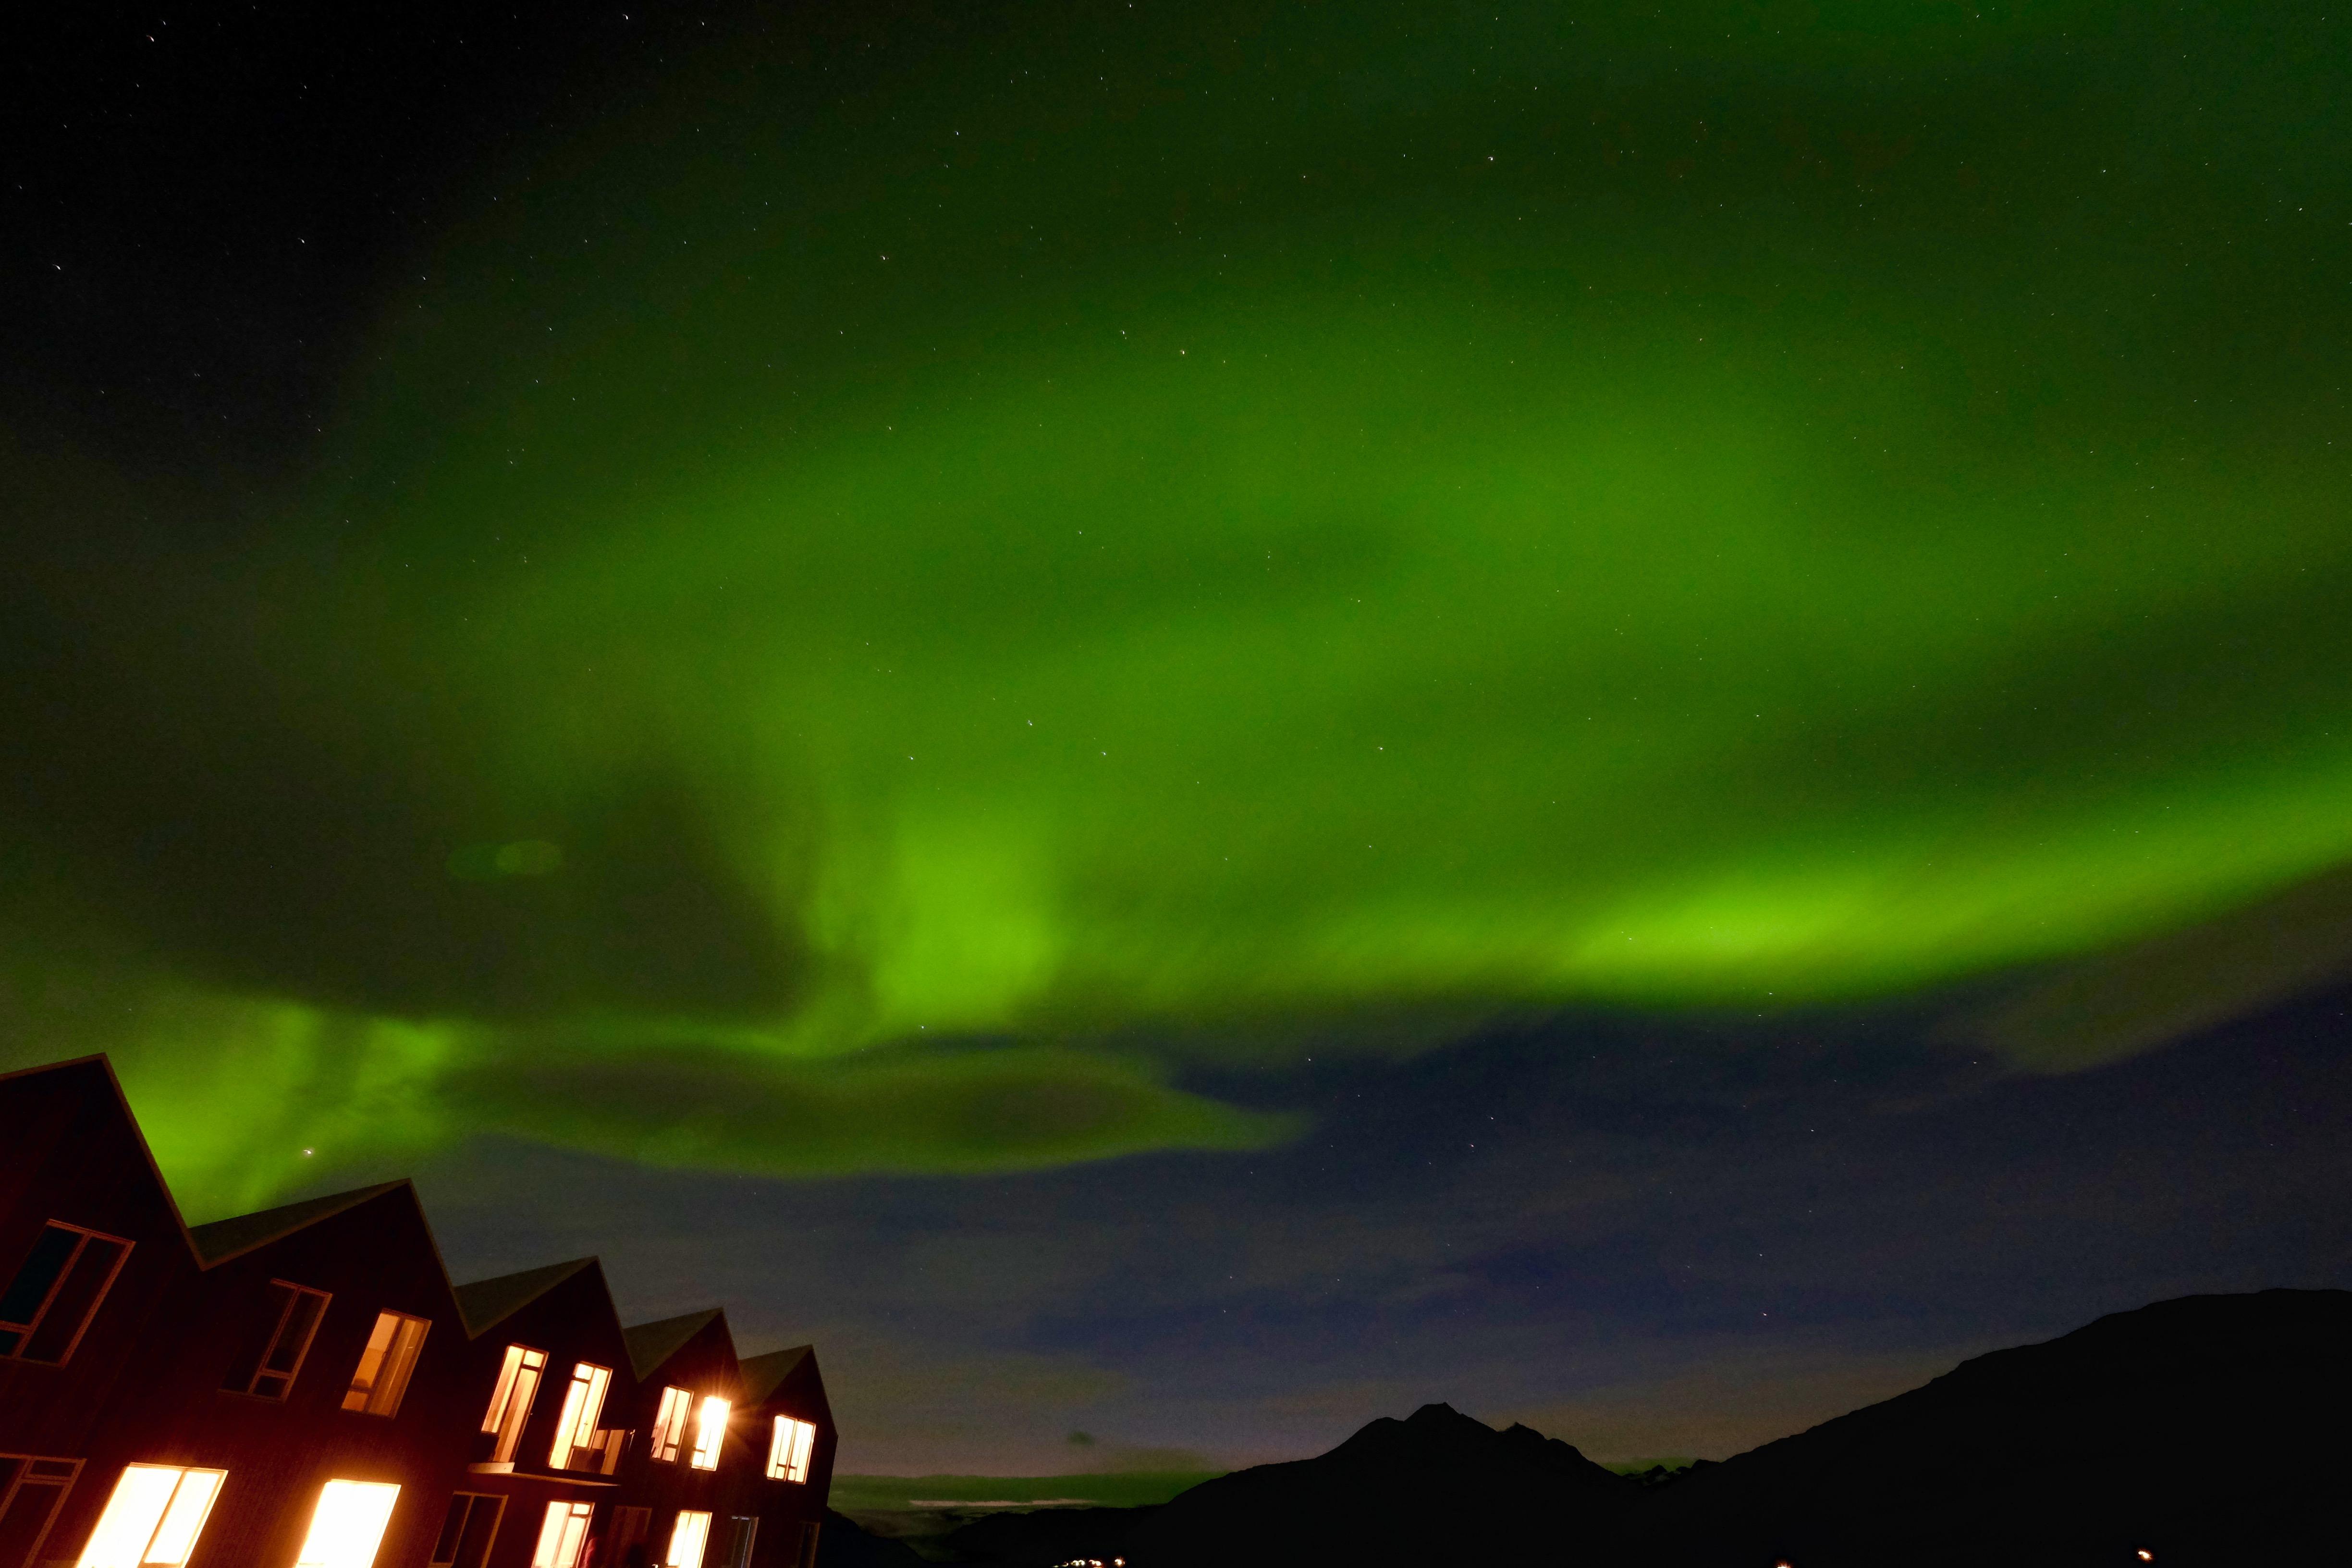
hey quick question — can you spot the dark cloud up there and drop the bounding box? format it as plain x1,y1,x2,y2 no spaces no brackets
391,992,2352,1470
1951,862,2352,1071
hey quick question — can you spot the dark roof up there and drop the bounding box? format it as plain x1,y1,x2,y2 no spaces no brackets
739,1344,813,1404
0,1055,197,1249
453,1258,599,1335
624,1309,725,1379
186,1182,410,1266
0,1053,114,1087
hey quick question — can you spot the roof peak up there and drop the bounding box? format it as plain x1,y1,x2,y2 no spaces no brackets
452,1257,601,1335
184,1181,413,1267
738,1343,815,1403
623,1307,731,1379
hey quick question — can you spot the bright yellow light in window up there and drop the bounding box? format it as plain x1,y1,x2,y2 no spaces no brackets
665,1510,711,1568
294,1480,401,1568
689,1397,730,1470
76,1465,226,1568
341,1311,430,1416
530,1502,596,1568
549,1362,613,1469
483,1344,542,1432
765,1417,816,1483
484,1344,548,1464
651,1385,693,1463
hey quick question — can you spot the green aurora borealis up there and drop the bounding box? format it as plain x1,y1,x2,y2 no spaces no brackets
8,0,2351,1216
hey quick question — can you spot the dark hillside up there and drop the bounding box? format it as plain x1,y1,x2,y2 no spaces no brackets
941,1505,1157,1565
1124,1402,1638,1567
816,1509,934,1568
1607,1288,2350,1568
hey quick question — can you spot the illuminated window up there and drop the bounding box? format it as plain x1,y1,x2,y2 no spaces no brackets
530,1502,595,1568
227,1280,331,1399
481,1345,548,1464
688,1397,730,1471
649,1386,693,1463
664,1511,711,1568
294,1482,401,1568
341,1311,430,1416
548,1363,613,1470
74,1464,224,1568
765,1418,816,1484
0,1221,133,1364
429,1494,505,1568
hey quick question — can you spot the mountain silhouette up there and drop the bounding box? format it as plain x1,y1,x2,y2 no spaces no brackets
1123,1400,1638,1566
1606,1287,2348,1567
878,1289,2346,1566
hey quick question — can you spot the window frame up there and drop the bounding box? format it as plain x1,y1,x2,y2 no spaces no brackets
292,1480,402,1568
341,1310,431,1417
0,1454,84,1568
481,1345,549,1465
720,1516,757,1568
547,1362,614,1471
649,1386,693,1464
72,1463,227,1568
664,1510,712,1568
232,1280,332,1400
428,1492,507,1568
687,1396,730,1472
764,1417,817,1484
530,1502,596,1568
0,1221,133,1366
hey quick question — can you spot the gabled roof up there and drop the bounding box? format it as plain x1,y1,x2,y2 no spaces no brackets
0,1053,119,1089
5,1054,823,1408
623,1308,727,1379
453,1258,600,1336
185,1181,412,1266
0,1054,196,1252
739,1344,813,1405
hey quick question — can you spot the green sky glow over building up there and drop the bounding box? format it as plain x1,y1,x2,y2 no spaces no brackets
5,0,2349,1224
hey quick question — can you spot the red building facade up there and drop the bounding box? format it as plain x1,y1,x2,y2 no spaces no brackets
0,1057,836,1568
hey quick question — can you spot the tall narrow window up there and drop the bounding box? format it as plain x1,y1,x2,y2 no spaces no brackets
226,1281,331,1399
649,1386,693,1463
293,1481,400,1568
429,1494,506,1568
0,1455,83,1568
688,1397,729,1471
530,1503,594,1568
765,1417,816,1484
663,1511,711,1568
548,1363,612,1470
720,1517,757,1568
481,1346,548,1464
73,1465,225,1568
0,1222,133,1364
342,1311,430,1416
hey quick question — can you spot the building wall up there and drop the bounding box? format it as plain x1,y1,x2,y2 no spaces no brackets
0,1058,837,1568
154,1193,478,1568
736,1356,833,1568
458,1264,642,1568
619,1315,743,1567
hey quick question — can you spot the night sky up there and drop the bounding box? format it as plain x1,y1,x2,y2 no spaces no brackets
6,0,2350,1473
